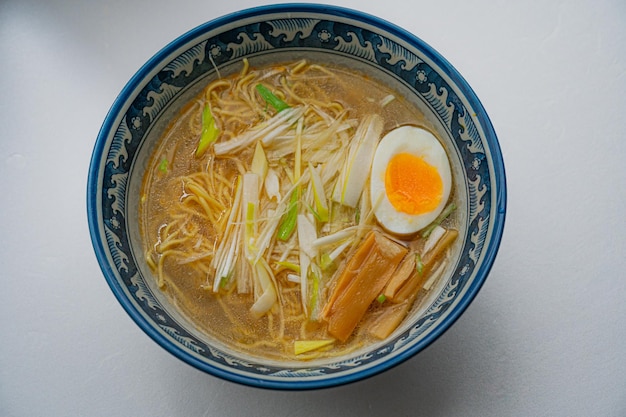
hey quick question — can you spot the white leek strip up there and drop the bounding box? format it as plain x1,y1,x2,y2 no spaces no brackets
268,116,353,161
297,214,317,316
236,248,252,294
277,239,295,263
264,138,297,160
253,205,288,264
238,173,260,293
308,263,323,321
309,163,329,223
356,191,384,241
367,191,385,222
300,110,351,150
318,141,347,187
311,226,358,249
267,122,336,161
213,224,240,292
327,238,353,262
176,251,213,264
308,104,336,125
422,225,446,256
331,114,383,207
253,173,308,265
343,114,382,205
294,117,303,181
264,168,281,201
287,273,301,284
358,174,371,227
423,260,447,291
304,119,354,144
210,176,243,292
242,172,260,262
261,107,306,148
297,214,317,259
210,176,242,270
213,106,305,155
380,94,396,107
250,257,278,318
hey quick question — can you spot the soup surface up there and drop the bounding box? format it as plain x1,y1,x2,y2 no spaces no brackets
140,60,458,361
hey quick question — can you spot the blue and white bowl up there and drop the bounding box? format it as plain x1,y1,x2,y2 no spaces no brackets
87,4,506,390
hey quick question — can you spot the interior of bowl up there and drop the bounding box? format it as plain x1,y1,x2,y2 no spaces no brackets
87,4,506,390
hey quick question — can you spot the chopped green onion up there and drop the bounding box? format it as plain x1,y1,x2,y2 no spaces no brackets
275,261,301,273
242,173,260,257
421,203,457,238
158,158,168,173
220,272,231,288
305,203,322,223
415,253,424,275
246,202,255,239
277,189,299,241
309,163,329,223
319,253,334,270
196,103,219,157
256,84,290,113
376,294,387,304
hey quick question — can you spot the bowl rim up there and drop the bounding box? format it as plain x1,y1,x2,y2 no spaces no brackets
87,2,506,390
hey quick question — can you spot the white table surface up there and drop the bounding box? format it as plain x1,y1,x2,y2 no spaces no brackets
2,0,625,415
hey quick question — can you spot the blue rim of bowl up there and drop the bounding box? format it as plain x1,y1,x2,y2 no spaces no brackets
87,3,506,390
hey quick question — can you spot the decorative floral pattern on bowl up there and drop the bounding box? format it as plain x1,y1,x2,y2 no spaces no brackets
87,4,506,390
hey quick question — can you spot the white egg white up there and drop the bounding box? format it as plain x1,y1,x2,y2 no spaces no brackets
370,125,452,235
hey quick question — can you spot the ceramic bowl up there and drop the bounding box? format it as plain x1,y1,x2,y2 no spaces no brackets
87,3,506,390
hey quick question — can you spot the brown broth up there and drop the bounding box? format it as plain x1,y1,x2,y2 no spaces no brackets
139,61,454,361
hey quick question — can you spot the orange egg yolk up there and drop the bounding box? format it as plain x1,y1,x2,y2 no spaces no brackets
385,152,443,215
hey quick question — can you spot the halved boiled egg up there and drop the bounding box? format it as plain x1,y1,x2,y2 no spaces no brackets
370,125,452,235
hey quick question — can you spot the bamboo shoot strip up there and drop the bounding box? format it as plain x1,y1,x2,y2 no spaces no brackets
367,296,415,340
369,231,458,338
386,229,458,303
196,104,219,157
321,231,407,342
381,253,416,302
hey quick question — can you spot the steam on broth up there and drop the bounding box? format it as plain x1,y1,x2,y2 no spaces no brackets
140,60,458,360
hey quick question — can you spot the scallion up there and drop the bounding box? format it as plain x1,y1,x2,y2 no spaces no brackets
196,103,219,157
415,253,424,275
256,83,290,113
275,261,301,273
421,203,457,238
319,253,333,270
158,158,168,173
277,189,299,241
